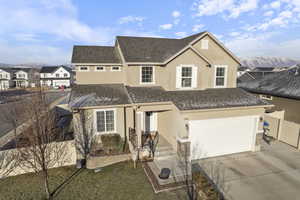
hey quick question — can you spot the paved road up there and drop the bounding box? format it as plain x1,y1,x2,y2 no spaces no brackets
194,140,300,200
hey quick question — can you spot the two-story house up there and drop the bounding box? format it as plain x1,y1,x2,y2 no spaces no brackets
13,67,39,88
70,31,272,166
0,68,14,90
40,66,72,88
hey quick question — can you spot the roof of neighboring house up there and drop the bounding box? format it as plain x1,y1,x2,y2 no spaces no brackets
116,32,205,63
126,86,269,110
237,71,276,83
40,66,72,73
0,67,14,73
72,46,121,64
253,67,275,72
239,67,300,100
69,84,132,108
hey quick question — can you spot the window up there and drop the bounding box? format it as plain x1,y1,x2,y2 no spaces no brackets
64,73,68,77
215,66,227,87
201,39,209,49
181,67,192,88
260,95,273,100
111,66,121,71
79,66,89,71
56,74,60,78
95,109,116,133
141,66,154,84
95,66,105,71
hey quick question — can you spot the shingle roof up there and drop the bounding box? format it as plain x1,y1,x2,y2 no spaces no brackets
126,86,269,110
72,46,121,64
117,32,205,63
69,84,132,108
40,66,72,73
239,67,300,100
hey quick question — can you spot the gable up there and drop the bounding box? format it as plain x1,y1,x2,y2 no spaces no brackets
53,66,69,75
192,34,240,66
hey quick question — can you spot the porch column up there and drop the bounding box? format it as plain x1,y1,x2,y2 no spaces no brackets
136,111,144,148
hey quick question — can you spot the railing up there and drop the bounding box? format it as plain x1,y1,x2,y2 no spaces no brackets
141,131,158,147
128,128,138,150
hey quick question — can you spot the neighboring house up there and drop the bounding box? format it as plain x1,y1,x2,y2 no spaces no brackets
0,68,14,90
239,66,300,148
70,31,271,164
40,66,72,88
13,68,39,88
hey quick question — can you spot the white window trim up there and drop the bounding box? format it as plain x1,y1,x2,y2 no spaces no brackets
214,65,228,88
260,95,273,100
94,108,117,134
201,39,209,49
140,66,155,84
78,66,90,72
95,66,106,72
177,64,197,90
111,66,122,71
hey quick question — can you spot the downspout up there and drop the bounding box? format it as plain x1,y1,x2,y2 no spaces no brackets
123,107,127,152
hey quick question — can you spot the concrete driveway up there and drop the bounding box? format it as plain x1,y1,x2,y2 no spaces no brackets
194,140,300,200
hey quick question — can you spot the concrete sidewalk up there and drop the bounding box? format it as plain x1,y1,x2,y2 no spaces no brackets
194,141,300,200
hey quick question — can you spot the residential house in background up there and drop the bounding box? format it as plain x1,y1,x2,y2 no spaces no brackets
40,66,72,88
70,31,271,181
239,66,300,149
13,67,40,88
0,68,14,90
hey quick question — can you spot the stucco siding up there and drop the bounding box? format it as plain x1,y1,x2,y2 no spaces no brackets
192,35,239,88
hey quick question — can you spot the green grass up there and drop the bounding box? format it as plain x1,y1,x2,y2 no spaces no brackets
0,161,187,200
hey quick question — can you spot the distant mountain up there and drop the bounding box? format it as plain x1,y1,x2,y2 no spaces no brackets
240,57,300,68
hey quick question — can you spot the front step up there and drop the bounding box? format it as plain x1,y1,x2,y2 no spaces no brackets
155,145,176,160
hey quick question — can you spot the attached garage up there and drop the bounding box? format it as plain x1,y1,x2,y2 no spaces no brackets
189,115,259,160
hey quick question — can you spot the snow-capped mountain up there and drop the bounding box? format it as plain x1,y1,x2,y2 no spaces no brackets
240,57,300,68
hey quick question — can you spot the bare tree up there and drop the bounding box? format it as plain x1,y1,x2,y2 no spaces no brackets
14,89,68,200
0,149,19,178
73,109,96,166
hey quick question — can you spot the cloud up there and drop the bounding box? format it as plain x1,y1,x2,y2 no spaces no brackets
192,24,205,32
229,31,241,37
264,10,274,17
258,10,293,30
175,32,187,37
193,0,258,18
159,24,173,30
172,11,181,18
270,1,281,9
118,16,145,24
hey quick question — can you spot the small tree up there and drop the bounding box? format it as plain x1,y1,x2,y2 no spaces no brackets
73,109,96,166
15,89,68,200
0,149,19,178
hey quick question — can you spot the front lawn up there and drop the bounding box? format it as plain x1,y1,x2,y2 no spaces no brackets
0,161,187,200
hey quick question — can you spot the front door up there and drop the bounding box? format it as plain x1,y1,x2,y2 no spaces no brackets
144,112,157,132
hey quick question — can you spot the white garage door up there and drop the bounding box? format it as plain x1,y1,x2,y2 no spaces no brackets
189,116,258,160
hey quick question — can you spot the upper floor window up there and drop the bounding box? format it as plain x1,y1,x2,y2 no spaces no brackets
95,109,116,133
56,74,60,78
79,66,89,71
111,66,121,71
95,66,105,71
18,74,25,78
176,65,197,89
63,73,68,77
141,66,154,84
201,39,209,49
215,65,227,88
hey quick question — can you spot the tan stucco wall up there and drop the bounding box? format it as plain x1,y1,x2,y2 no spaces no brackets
193,35,239,88
75,65,125,84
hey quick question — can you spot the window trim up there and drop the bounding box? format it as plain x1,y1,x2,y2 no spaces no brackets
140,66,155,84
94,109,117,134
111,66,122,71
260,95,273,100
177,64,197,90
214,65,228,88
95,66,106,72
78,66,90,72
201,39,209,49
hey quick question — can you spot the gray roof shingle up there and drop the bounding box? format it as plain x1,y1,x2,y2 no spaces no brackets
69,84,131,108
117,32,205,63
72,46,121,64
239,67,300,100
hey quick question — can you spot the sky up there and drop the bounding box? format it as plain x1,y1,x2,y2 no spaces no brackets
1,0,300,64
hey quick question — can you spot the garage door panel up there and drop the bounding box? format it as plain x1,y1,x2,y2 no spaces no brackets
190,116,257,160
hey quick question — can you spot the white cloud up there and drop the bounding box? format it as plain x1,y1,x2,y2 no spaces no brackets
229,31,241,37
175,32,187,37
270,1,281,9
172,11,181,18
193,0,259,18
192,24,205,32
159,24,173,30
259,10,293,30
174,19,180,25
264,10,274,17
119,16,145,24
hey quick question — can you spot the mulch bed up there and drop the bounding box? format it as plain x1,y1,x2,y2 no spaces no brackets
142,162,188,193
